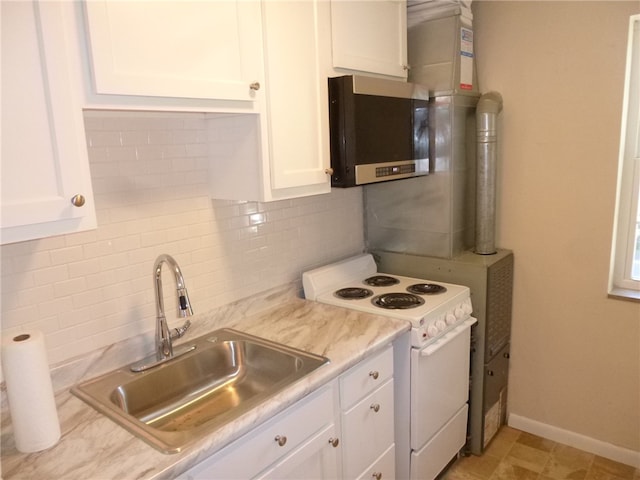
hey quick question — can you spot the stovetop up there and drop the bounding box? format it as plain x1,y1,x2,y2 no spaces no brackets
303,254,473,348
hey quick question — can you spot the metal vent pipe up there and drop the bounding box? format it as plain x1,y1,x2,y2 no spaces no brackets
475,91,503,255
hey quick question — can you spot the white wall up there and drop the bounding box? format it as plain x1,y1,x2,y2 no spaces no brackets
0,111,365,367
474,0,640,455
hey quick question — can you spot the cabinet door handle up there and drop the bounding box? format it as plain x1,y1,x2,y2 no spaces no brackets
328,437,339,448
370,403,380,413
372,472,382,480
274,435,287,447
369,370,379,380
71,194,86,207
250,82,261,91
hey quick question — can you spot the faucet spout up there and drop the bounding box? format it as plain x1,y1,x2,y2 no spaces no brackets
154,254,193,361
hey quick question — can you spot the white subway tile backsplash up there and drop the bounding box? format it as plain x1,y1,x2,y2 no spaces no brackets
71,288,105,310
37,296,74,318
0,111,364,368
64,229,99,247
17,285,55,308
88,131,122,147
119,130,148,146
8,251,52,273
50,246,86,266
53,278,87,299
107,145,138,163
0,305,39,330
33,266,69,286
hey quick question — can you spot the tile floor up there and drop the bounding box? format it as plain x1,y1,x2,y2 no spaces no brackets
440,427,640,480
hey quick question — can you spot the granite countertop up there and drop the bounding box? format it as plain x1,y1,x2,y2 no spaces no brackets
0,282,410,480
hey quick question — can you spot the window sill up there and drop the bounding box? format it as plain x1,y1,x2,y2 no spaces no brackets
608,288,640,303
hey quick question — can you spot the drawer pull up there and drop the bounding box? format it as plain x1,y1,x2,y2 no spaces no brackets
369,370,379,380
328,437,339,448
370,403,380,413
274,435,287,447
372,473,382,480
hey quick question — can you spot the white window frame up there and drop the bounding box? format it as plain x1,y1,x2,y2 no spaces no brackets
609,14,640,300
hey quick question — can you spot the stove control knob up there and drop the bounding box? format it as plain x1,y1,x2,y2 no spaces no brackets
445,313,457,325
463,302,473,314
427,325,439,337
436,320,447,331
455,306,467,319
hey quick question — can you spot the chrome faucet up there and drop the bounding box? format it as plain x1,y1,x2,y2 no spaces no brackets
154,254,193,360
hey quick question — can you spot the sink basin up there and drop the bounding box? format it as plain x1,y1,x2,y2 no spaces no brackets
71,328,329,453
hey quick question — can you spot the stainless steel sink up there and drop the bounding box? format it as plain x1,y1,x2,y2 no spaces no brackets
71,328,329,453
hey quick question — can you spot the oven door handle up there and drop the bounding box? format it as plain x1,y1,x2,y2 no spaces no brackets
420,317,477,357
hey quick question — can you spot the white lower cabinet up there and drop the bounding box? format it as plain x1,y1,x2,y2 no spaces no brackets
258,423,340,479
340,346,396,479
342,379,395,479
357,444,396,480
178,345,396,480
178,385,337,480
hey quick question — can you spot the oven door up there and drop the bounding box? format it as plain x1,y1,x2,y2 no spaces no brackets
410,317,476,449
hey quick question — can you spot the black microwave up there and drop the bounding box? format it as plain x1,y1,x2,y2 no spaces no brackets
327,75,430,187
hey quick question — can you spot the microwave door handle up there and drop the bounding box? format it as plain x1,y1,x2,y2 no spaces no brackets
420,317,477,357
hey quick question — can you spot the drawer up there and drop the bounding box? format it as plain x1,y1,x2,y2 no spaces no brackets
257,423,339,479
342,379,395,479
340,345,393,409
182,384,335,480
410,404,468,480
356,443,396,480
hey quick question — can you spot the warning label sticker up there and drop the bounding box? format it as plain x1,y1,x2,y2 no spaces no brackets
460,27,474,90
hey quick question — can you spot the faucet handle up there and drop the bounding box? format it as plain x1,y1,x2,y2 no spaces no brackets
171,320,191,340
177,289,194,317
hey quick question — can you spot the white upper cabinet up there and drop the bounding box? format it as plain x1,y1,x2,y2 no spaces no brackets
1,1,96,245
79,0,333,202
82,1,264,103
331,0,408,79
208,0,333,201
261,0,333,193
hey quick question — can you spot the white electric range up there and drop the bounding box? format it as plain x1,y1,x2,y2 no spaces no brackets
303,254,476,480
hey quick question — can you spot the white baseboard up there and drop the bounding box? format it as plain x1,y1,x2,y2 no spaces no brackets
508,413,640,469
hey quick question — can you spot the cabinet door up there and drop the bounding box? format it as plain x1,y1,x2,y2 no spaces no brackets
331,0,408,78
342,379,395,479
258,424,340,480
1,1,96,245
179,385,335,480
83,1,263,101
355,444,396,480
261,0,332,193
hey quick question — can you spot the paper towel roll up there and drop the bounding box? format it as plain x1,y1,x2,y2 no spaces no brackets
1,331,61,453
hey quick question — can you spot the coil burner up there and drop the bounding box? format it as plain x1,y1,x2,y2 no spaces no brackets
364,275,400,287
407,283,447,295
334,287,374,300
372,292,425,309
